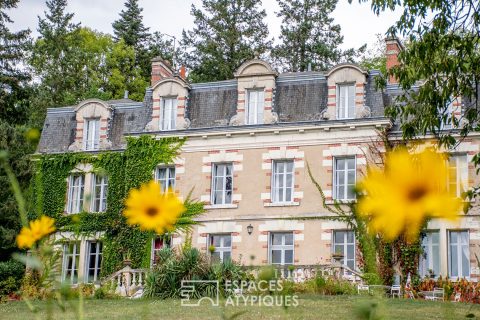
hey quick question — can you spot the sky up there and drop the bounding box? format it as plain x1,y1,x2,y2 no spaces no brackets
8,0,403,51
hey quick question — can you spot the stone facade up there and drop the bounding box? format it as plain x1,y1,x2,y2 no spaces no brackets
37,47,480,281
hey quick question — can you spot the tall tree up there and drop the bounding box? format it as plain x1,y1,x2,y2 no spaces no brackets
30,0,80,107
112,0,151,79
112,0,150,50
0,0,31,124
181,0,272,82
0,1,35,261
272,0,364,72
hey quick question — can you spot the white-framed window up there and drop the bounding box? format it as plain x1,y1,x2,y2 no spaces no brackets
62,241,80,284
269,232,294,265
151,235,172,266
91,174,108,212
246,89,264,125
67,174,85,214
85,241,102,283
155,166,175,193
448,154,468,197
333,230,356,272
449,230,470,279
272,160,294,203
439,100,454,130
337,84,355,119
161,97,177,130
209,234,232,262
419,231,440,278
334,157,356,200
211,163,233,205
84,118,100,151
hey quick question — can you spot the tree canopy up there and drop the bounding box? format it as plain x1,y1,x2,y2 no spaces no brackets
273,0,364,72
181,0,272,82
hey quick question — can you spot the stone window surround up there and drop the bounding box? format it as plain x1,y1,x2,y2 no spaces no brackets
65,163,107,214
54,231,104,285
69,99,113,151
230,59,279,126
201,150,243,208
261,146,304,207
147,78,191,131
325,64,369,120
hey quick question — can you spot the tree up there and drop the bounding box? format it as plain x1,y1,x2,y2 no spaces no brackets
112,0,150,51
0,0,34,261
358,34,386,75
272,0,364,72
361,0,480,148
112,0,151,79
29,0,81,108
0,0,31,124
0,121,36,260
147,32,178,67
181,0,272,82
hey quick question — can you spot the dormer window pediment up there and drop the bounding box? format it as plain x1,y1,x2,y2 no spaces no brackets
69,99,112,152
146,78,191,132
325,64,368,120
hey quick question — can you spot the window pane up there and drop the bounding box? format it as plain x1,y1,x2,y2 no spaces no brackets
272,250,282,264
334,231,345,244
223,251,231,261
223,236,232,248
284,233,293,245
272,234,282,246
336,159,345,170
284,250,293,264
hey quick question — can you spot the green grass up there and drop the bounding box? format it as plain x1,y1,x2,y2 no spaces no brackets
0,295,479,320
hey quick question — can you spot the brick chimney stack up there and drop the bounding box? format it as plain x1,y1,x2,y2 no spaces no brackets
385,37,404,84
151,57,174,86
179,65,186,79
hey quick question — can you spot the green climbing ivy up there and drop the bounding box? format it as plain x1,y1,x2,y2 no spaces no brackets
31,136,204,277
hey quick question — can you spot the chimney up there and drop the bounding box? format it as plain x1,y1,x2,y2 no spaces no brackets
385,37,403,84
151,57,174,86
179,65,186,79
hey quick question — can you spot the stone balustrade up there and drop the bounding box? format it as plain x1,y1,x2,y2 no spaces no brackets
103,266,148,297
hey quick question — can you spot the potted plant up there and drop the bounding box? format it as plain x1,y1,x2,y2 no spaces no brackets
122,251,132,267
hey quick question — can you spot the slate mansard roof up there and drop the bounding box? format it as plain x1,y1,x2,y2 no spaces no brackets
37,66,393,154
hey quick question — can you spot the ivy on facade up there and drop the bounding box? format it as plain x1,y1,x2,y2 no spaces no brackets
30,136,203,276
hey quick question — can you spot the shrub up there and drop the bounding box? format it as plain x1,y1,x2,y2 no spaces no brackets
0,259,24,298
144,247,246,299
362,273,383,285
302,275,356,295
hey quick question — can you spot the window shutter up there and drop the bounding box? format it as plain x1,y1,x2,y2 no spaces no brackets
257,91,264,124
171,98,177,129
348,85,355,118
339,86,346,118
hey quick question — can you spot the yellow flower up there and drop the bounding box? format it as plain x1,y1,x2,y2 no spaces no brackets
357,148,462,242
16,216,56,249
123,181,185,234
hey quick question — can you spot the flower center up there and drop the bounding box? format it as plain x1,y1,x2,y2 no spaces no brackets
146,207,158,217
408,186,427,201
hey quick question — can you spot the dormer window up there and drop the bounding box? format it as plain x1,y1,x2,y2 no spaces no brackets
161,97,177,130
84,118,100,151
337,84,355,119
246,90,264,125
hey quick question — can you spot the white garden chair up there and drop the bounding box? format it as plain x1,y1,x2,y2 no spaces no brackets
391,285,401,298
426,287,445,301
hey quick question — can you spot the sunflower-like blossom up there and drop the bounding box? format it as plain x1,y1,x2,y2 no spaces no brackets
124,181,185,234
357,148,462,242
16,216,56,249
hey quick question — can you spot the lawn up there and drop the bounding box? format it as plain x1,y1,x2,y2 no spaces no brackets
0,295,479,320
